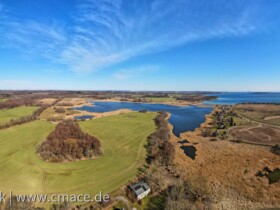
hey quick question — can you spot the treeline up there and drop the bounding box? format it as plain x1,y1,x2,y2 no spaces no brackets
126,112,176,205
143,93,169,98
0,94,63,110
38,120,102,162
0,97,36,109
176,95,217,102
0,99,61,130
146,112,175,166
134,112,214,209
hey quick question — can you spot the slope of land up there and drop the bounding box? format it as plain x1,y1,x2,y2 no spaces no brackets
0,112,156,207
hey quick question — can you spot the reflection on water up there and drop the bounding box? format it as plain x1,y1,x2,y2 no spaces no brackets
74,115,94,121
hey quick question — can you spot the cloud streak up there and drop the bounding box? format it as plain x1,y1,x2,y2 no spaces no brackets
0,0,270,73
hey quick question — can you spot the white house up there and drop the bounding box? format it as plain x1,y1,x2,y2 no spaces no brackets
130,181,151,200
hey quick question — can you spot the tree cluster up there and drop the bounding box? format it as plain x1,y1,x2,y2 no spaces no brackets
0,97,36,110
143,93,169,98
56,102,73,107
54,107,66,113
0,99,61,130
0,105,44,130
176,95,217,102
146,112,175,166
164,176,213,210
38,120,102,162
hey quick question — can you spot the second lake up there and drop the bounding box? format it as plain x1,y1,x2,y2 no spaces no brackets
74,101,212,137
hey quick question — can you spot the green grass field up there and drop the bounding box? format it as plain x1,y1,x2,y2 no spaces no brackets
0,106,38,125
0,112,156,204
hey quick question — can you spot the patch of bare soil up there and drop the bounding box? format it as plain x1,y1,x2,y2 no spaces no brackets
229,124,280,146
265,115,280,120
37,98,57,105
59,97,93,107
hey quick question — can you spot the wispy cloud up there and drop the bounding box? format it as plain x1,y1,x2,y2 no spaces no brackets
0,0,270,73
0,19,67,58
114,65,159,80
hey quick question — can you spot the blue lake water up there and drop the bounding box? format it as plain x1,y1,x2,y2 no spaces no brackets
74,115,94,120
204,92,280,105
74,101,212,137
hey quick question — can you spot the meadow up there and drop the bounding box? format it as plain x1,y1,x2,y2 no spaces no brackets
0,106,38,125
0,112,156,203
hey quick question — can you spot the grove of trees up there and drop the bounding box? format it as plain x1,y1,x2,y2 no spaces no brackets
146,112,175,166
38,120,102,162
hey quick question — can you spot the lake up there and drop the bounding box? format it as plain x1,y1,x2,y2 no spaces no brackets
74,115,94,121
74,101,212,137
204,92,280,105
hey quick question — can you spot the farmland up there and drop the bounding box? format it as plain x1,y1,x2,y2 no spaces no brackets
235,104,280,126
229,104,280,145
0,106,38,125
0,112,156,205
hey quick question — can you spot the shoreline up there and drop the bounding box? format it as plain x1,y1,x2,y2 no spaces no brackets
173,105,280,209
85,98,210,107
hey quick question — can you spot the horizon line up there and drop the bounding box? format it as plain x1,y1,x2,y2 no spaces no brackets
0,89,280,93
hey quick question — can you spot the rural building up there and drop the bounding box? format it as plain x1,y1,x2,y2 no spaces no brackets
130,181,151,200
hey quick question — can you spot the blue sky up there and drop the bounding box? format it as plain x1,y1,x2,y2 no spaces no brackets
0,0,280,91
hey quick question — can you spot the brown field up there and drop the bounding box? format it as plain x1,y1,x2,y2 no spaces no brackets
173,106,280,209
37,98,57,105
229,124,280,146
235,104,280,126
57,97,93,107
175,129,280,209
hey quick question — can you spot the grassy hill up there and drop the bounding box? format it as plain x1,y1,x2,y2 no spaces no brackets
0,106,38,125
0,112,156,205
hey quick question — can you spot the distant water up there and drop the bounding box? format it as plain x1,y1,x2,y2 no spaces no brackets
74,101,212,137
74,115,94,120
204,92,280,105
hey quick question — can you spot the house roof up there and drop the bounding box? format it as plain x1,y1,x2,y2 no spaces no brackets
131,181,150,196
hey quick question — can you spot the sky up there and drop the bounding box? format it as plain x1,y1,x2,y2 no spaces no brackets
0,0,280,91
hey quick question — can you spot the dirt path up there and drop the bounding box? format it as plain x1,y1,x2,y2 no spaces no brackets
236,113,280,128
